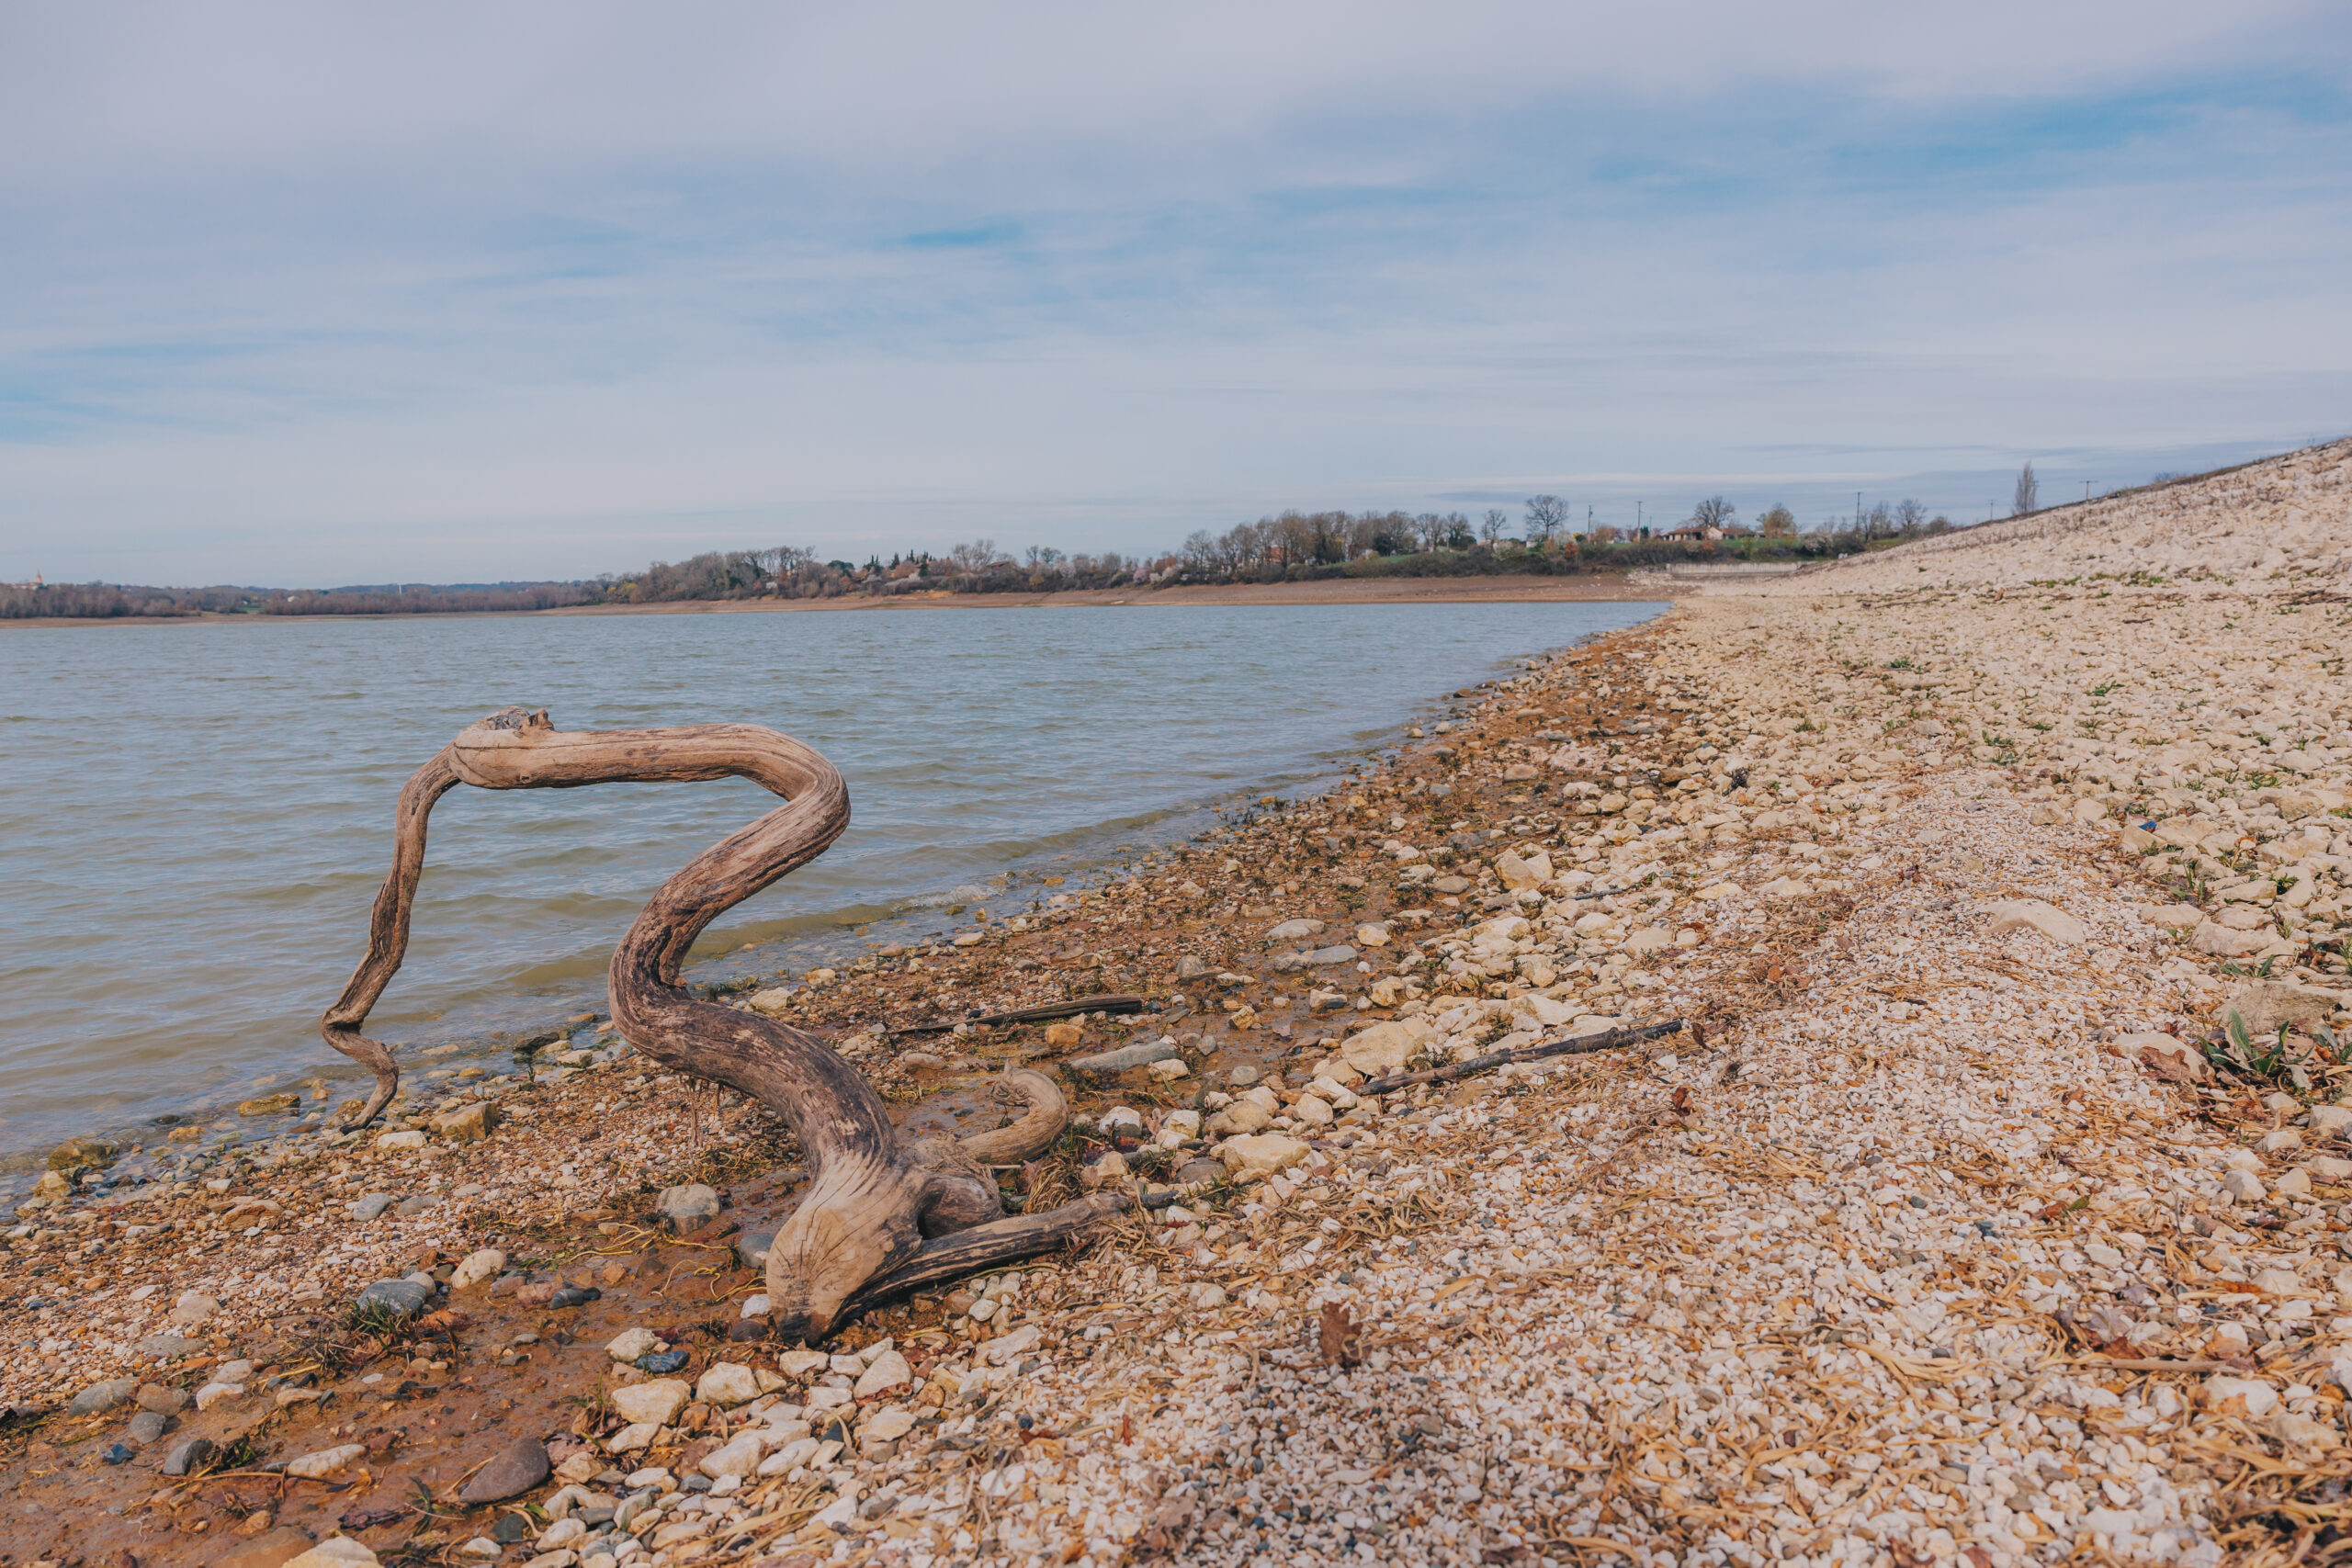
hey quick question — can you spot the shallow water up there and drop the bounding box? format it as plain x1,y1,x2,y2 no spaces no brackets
0,601,1660,1159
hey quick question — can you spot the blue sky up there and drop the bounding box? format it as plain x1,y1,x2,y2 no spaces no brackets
3,2,2349,585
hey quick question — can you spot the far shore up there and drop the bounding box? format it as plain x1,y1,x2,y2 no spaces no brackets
0,572,1687,628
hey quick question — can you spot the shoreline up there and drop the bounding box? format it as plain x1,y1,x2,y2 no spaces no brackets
0,573,1682,629
6,485,2352,1562
0,603,1665,1171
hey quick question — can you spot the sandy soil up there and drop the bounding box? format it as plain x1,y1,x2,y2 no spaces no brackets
8,442,2352,1568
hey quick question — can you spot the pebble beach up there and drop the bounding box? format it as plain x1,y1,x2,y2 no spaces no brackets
6,439,2352,1568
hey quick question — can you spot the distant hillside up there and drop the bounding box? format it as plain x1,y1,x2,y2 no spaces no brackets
1763,436,2352,593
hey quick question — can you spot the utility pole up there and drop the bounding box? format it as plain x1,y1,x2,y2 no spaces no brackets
2083,480,2091,503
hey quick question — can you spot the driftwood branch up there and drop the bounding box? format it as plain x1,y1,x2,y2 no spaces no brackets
888,993,1145,1035
1352,1019,1688,1097
323,706,1105,1340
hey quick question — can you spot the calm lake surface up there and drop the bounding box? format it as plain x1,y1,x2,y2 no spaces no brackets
0,601,1660,1163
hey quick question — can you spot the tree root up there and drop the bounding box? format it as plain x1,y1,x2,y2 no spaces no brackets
322,706,1100,1340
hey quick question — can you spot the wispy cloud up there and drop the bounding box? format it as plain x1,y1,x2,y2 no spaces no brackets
2,3,2348,581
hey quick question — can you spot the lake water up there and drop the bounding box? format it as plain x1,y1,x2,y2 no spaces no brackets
0,601,1660,1165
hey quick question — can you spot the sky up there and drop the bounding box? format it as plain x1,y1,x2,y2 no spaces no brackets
3,2,2349,586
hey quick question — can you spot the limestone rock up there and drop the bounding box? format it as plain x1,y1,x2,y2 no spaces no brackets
429,1101,499,1144
1983,898,2086,945
1204,1100,1271,1136
1495,851,1553,890
2227,980,2346,1039
1335,1018,1433,1076
1080,1150,1132,1191
655,1184,720,1228
978,1324,1044,1366
606,1326,661,1362
1062,1039,1179,1074
608,1377,690,1427
2120,1032,2208,1083
698,1431,766,1478
2196,921,2272,957
1270,944,1358,972
2205,1376,2279,1418
854,1350,912,1400
1220,1133,1311,1177
450,1247,505,1290
286,1442,368,1479
695,1362,761,1406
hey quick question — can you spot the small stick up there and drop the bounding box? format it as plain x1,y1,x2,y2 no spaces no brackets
2059,1356,2250,1373
888,993,1148,1036
1353,1020,1687,1097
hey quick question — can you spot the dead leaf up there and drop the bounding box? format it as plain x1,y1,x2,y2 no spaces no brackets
1318,1303,1362,1367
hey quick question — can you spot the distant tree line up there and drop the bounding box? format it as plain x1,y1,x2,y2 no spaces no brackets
2,491,1990,620
0,579,595,620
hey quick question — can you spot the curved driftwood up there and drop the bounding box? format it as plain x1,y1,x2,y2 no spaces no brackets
322,706,1103,1339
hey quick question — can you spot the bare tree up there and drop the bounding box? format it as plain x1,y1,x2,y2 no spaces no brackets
1523,495,1568,539
947,539,1004,573
2012,462,2039,517
1894,499,1927,534
1688,496,1736,531
1480,508,1510,544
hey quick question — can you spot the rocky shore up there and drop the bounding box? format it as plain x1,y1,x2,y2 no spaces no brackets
6,444,2352,1568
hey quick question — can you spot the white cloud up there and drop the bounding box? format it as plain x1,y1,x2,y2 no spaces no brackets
4,2,2338,180
1,2,2347,582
